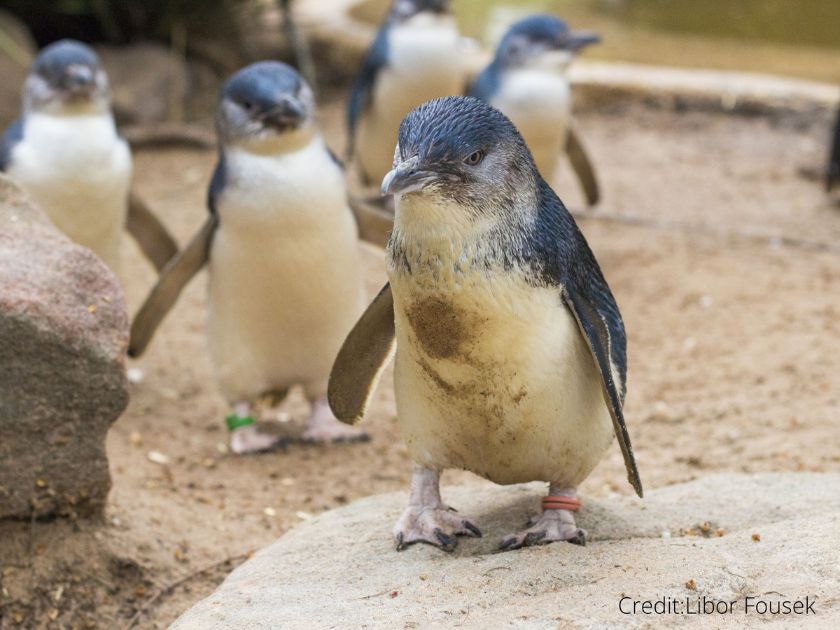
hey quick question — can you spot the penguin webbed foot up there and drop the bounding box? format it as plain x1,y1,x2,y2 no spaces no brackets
229,423,288,455
301,396,370,444
499,510,586,551
393,505,482,552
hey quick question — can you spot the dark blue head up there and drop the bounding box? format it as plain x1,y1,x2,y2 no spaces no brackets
383,96,538,211
495,14,599,69
24,39,109,113
217,61,316,148
389,0,451,23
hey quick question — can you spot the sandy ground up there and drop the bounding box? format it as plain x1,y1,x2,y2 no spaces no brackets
1,96,839,628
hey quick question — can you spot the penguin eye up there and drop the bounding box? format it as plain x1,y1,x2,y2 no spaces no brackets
463,150,485,166
240,99,256,112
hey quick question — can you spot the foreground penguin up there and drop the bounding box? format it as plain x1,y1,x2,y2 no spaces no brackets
347,0,464,186
0,39,176,274
130,62,368,453
470,15,601,206
827,103,840,193
330,97,642,550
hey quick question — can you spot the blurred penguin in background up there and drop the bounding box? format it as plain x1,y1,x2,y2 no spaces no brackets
129,62,369,454
0,39,176,275
470,15,602,206
347,0,465,187
826,102,840,193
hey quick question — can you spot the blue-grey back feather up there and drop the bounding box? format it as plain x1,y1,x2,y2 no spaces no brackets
0,119,24,172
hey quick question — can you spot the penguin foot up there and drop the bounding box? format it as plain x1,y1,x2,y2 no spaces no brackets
499,509,586,551
394,506,482,552
229,424,287,455
301,397,370,444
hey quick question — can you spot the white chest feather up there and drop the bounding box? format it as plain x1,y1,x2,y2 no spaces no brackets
8,112,131,270
207,137,365,402
387,200,613,486
356,17,464,184
492,68,571,179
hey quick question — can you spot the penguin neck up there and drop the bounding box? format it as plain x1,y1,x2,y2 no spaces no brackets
387,192,537,281
227,124,319,158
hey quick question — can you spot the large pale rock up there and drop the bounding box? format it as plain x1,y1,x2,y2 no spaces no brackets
173,473,840,629
0,176,129,519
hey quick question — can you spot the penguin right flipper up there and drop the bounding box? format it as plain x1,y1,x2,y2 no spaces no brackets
826,104,840,192
128,214,218,357
562,280,643,498
347,26,389,160
0,119,23,171
566,125,600,207
126,191,179,272
328,283,396,424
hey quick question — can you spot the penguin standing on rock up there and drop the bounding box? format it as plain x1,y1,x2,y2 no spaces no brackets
329,97,642,551
347,0,465,187
470,15,601,206
130,62,368,453
0,39,176,274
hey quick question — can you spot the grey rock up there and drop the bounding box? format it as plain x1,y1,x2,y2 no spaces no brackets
97,43,189,125
173,473,840,629
0,175,129,520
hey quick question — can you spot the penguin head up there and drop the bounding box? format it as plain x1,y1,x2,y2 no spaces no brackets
217,61,316,152
495,15,599,71
389,0,452,24
383,96,537,215
24,39,110,114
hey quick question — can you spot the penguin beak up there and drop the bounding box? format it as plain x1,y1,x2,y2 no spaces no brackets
263,97,306,130
560,30,600,52
381,156,441,196
63,64,96,95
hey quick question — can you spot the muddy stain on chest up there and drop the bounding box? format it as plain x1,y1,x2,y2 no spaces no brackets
406,296,480,359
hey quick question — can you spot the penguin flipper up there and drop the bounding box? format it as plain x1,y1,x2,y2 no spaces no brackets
128,215,218,357
328,283,395,425
826,104,840,192
566,125,600,207
0,119,23,171
347,25,389,159
563,288,643,498
126,191,179,272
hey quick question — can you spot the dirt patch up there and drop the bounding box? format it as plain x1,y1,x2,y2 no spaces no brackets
406,296,473,359
1,95,839,628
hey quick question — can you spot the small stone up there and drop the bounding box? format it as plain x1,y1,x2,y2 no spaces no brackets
263,507,277,517
751,533,761,542
130,431,143,446
685,579,697,590
126,367,145,384
295,511,313,521
147,450,170,465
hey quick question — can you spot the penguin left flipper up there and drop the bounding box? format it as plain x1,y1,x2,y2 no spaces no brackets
566,125,600,207
128,214,218,357
328,283,395,424
562,283,643,498
346,26,389,165
0,119,23,171
126,191,179,272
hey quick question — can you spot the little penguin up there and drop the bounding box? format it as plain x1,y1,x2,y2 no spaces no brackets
347,0,465,187
329,96,642,551
469,14,601,206
0,39,177,274
129,61,368,453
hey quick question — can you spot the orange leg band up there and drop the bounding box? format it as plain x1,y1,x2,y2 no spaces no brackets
542,495,582,512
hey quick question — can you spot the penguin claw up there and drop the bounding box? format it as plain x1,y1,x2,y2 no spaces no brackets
499,512,586,551
393,506,482,552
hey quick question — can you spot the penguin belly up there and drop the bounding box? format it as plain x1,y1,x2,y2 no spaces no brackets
356,20,463,185
8,112,131,272
390,270,614,487
492,70,571,181
207,142,365,403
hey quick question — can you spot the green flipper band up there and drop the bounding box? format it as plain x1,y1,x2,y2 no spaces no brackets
226,414,255,432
